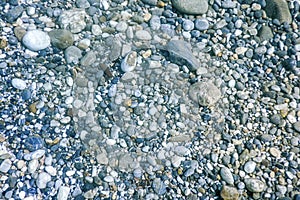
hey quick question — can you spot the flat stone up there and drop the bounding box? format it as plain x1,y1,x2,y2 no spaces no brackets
265,0,292,24
135,30,152,40
5,5,24,23
48,29,74,49
244,178,266,193
152,178,167,195
58,9,88,33
141,0,157,6
80,51,96,66
171,0,208,15
189,81,221,106
164,40,200,71
220,186,239,200
220,167,234,185
22,30,51,51
11,78,26,90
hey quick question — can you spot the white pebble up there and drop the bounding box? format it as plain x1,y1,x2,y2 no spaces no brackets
12,78,27,90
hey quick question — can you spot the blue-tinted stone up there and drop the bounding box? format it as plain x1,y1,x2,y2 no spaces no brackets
21,89,31,100
24,136,44,151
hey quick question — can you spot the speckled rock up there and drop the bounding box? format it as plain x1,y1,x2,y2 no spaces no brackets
244,178,266,193
220,186,239,200
189,81,222,106
48,29,74,49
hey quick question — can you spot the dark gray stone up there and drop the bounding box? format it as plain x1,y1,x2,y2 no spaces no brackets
164,40,200,71
258,25,274,41
265,0,292,24
5,6,24,23
48,29,74,49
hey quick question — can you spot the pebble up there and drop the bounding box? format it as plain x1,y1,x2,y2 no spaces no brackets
195,18,209,31
22,30,51,51
189,81,221,106
58,9,88,33
57,186,70,200
164,40,200,71
104,175,114,183
269,147,281,158
121,51,137,72
182,19,194,31
36,172,52,189
28,159,39,173
171,0,208,15
64,46,82,63
244,161,256,173
0,159,12,173
11,78,27,90
264,0,292,24
135,30,152,40
220,186,239,200
220,167,234,185
244,178,266,193
48,29,74,49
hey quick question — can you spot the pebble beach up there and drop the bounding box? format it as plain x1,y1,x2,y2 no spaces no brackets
0,0,300,199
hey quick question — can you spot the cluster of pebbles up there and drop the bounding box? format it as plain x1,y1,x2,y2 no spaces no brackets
0,0,300,199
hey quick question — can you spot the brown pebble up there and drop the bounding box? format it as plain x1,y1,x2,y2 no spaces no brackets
28,103,37,114
220,185,240,200
157,0,165,7
0,37,7,49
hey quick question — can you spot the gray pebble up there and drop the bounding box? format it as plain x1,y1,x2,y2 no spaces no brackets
195,18,209,31
182,19,194,31
36,172,52,189
220,167,234,185
244,161,256,173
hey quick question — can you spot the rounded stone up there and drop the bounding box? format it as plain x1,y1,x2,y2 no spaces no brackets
182,19,194,31
244,161,256,173
22,30,51,51
195,18,209,30
121,51,137,72
11,78,26,90
48,29,73,49
25,136,45,151
244,178,265,193
36,172,51,189
171,0,208,15
220,167,234,185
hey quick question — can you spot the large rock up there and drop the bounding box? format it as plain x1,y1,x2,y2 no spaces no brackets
171,0,208,15
164,40,200,71
58,9,89,33
265,0,292,24
22,30,51,51
48,29,74,49
189,81,221,106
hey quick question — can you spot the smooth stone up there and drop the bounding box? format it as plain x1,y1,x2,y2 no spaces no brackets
269,147,281,158
258,25,273,41
244,178,266,193
5,5,24,23
21,89,31,100
121,51,137,72
28,159,39,173
11,78,26,90
195,18,209,30
149,15,161,30
64,46,82,63
36,172,51,189
220,186,239,200
244,161,256,173
0,159,12,173
135,30,152,40
104,175,114,183
182,19,194,31
141,0,157,6
80,51,96,66
48,29,74,49
57,186,70,200
116,21,128,32
265,0,292,24
189,81,221,106
171,0,208,15
76,0,90,8
220,167,234,185
25,136,44,151
152,178,167,195
164,40,200,71
293,121,300,132
22,30,51,51
58,9,88,33
222,0,236,8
